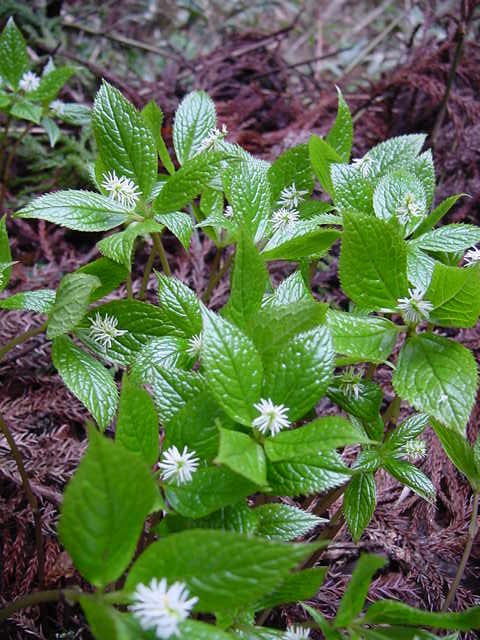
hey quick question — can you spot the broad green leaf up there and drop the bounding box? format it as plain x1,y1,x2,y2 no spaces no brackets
334,554,387,628
331,164,373,214
309,134,342,195
343,473,376,543
327,310,399,364
261,220,340,261
156,273,203,338
98,220,163,271
382,413,429,453
413,149,435,209
75,257,128,302
47,273,100,338
141,98,175,175
431,419,480,489
267,455,351,496
326,87,353,162
412,194,466,238
41,116,61,148
412,224,480,253
30,66,76,104
57,102,91,126
267,144,314,205
392,333,478,433
155,212,193,250
173,91,217,164
52,336,119,429
59,426,157,587
224,227,268,328
15,190,130,231
80,598,128,640
364,600,480,630
407,245,436,291
178,620,237,639
255,504,324,541
93,82,157,199
263,271,312,308
262,327,334,421
0,289,55,313
11,99,42,123
383,457,435,502
201,309,263,426
339,211,408,310
226,159,270,241
265,416,371,462
0,215,12,292
125,529,316,612
216,429,267,486
372,169,426,235
254,567,327,610
116,374,159,466
157,501,257,537
0,18,29,89
425,262,480,327
365,134,426,182
328,379,383,422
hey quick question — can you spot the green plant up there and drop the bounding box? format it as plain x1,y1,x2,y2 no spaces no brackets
1,62,480,638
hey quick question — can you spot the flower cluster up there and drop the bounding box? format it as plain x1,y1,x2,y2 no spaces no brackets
403,438,427,461
464,246,480,267
130,578,198,639
19,71,40,93
253,398,290,437
338,366,364,401
101,170,141,209
186,333,203,358
278,184,308,210
198,124,228,153
158,445,199,485
285,626,310,640
271,207,299,233
88,312,126,350
397,287,434,324
397,192,422,226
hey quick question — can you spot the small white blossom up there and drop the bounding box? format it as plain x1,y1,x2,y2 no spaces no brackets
158,445,199,485
224,205,234,219
50,99,65,116
130,577,198,639
285,626,310,640
464,247,480,267
198,124,228,153
253,398,290,437
278,184,308,209
396,192,422,227
101,170,141,209
88,312,126,350
338,366,364,400
187,333,203,358
397,287,434,324
271,207,299,233
403,438,427,461
352,154,373,178
19,71,40,93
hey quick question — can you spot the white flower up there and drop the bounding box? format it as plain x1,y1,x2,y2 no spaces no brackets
130,577,198,639
397,287,434,324
198,124,228,153
403,438,427,461
50,99,65,116
352,154,373,178
158,445,199,485
278,184,308,209
101,170,141,209
187,333,202,358
19,71,40,93
285,625,310,640
396,192,422,226
464,247,480,267
338,366,364,400
224,205,234,219
88,312,127,350
252,398,290,437
271,207,299,233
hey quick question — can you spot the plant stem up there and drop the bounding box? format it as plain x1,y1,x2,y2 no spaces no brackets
0,412,45,590
126,272,133,299
0,589,81,622
382,394,400,427
139,243,157,300
0,321,48,362
152,232,171,277
0,122,35,212
202,247,222,302
309,259,318,291
365,363,376,380
442,491,479,611
202,251,234,304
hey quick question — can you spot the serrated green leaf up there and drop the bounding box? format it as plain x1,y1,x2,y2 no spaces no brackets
52,336,118,429
265,416,371,462
412,194,466,238
11,99,42,123
425,262,480,327
303,604,343,640
373,169,426,236
226,159,270,241
156,273,203,338
75,257,128,302
327,87,353,162
261,220,340,261
0,289,55,313
407,245,436,291
339,211,408,310
412,223,480,253
157,501,257,537
97,221,163,271
141,98,175,175
262,327,334,422
41,116,60,147
382,413,430,453
392,333,478,433
47,272,100,338
125,530,316,612
216,429,267,486
365,134,426,182
331,164,373,214
116,374,159,466
57,102,91,126
59,426,157,587
30,66,75,104
431,419,480,489
383,457,435,502
254,567,327,611
309,134,342,195
0,18,29,89
328,379,383,422
0,215,11,292
343,473,376,543
267,455,351,496
201,309,263,426
413,149,435,209
363,600,480,630
155,211,193,250
267,144,314,204
263,271,312,308
173,91,217,164
334,554,387,628
254,504,324,542
327,310,399,364
15,190,130,231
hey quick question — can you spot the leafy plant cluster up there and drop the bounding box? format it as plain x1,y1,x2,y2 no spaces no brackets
1,15,480,640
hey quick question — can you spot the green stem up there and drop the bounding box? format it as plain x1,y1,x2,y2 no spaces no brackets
126,272,133,299
382,394,400,427
0,589,81,623
0,321,48,362
202,251,234,304
0,412,45,590
0,122,35,212
365,363,376,381
309,259,318,291
152,232,171,277
202,247,222,302
442,492,479,611
139,243,157,300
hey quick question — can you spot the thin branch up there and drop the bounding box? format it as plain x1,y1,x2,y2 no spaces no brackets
152,232,171,277
0,589,81,623
202,251,234,304
139,243,157,300
0,321,47,362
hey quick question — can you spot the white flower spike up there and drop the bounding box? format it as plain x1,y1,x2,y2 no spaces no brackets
464,246,480,267
271,207,299,233
198,124,228,153
253,398,290,437
403,438,427,461
130,577,198,639
397,192,422,226
88,312,126,350
19,71,40,93
187,333,203,358
158,445,199,485
338,366,364,401
397,287,434,324
285,625,310,640
101,170,141,209
224,205,234,219
278,184,308,209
